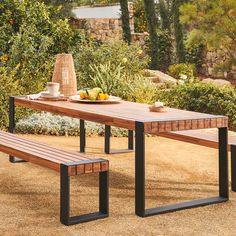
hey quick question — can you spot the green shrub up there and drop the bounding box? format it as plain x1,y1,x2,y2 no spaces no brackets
158,82,236,130
74,40,148,89
0,67,22,130
167,63,196,84
0,0,83,94
127,76,158,104
185,43,205,72
89,62,127,96
156,29,173,72
16,112,129,137
0,0,84,130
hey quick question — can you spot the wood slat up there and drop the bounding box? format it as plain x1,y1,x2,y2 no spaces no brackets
0,135,82,163
159,129,236,150
145,117,228,134
0,131,108,175
0,132,91,161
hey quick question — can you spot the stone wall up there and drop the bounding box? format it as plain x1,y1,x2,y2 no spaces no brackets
70,18,123,41
131,32,149,51
71,2,134,42
201,49,236,79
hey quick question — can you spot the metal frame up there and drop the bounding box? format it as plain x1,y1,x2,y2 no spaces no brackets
60,161,109,225
80,119,86,153
135,121,229,217
8,96,27,163
231,145,236,192
104,125,134,154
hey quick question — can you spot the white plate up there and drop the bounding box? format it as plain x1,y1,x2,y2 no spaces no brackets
40,91,60,99
69,95,122,103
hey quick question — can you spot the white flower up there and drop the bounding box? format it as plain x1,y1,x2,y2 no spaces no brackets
180,74,188,80
178,80,185,85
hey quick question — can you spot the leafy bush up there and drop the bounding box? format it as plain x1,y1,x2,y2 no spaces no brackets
158,82,236,130
133,0,148,33
167,63,196,84
0,0,84,130
0,0,83,94
127,76,158,104
89,62,127,96
185,43,205,72
0,67,22,130
156,29,173,72
16,112,129,137
74,40,148,89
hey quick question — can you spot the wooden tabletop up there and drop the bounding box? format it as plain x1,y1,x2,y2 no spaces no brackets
14,97,228,134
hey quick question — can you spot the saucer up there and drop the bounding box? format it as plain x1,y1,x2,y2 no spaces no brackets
40,91,60,99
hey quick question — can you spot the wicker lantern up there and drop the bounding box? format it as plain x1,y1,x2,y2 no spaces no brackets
52,54,77,97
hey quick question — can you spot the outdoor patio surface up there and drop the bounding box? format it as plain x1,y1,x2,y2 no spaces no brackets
0,133,236,235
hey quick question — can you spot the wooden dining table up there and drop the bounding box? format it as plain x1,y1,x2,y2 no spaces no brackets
9,96,229,217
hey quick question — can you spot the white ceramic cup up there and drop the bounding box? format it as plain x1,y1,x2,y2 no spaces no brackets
47,82,60,96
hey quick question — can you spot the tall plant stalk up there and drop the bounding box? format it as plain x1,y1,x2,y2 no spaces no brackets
143,0,159,69
120,0,132,44
172,0,186,63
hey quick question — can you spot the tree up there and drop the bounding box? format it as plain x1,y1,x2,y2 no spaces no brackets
120,0,131,44
159,0,172,32
180,0,236,64
143,0,159,69
172,0,186,63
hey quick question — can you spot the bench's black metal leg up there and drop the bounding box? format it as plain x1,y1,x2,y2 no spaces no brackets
135,122,229,218
99,171,109,214
60,163,109,225
231,145,236,192
8,96,26,163
104,125,134,154
80,120,85,153
60,164,70,225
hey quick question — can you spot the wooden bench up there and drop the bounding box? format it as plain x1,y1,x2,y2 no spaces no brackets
159,130,236,192
0,131,109,225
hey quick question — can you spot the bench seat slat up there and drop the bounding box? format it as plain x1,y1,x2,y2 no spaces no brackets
159,130,236,149
0,131,108,175
0,135,87,163
0,132,92,161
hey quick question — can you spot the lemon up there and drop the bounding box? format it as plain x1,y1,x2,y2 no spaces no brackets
97,93,105,100
104,94,109,100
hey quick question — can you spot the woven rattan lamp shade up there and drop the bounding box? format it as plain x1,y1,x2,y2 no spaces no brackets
52,54,77,97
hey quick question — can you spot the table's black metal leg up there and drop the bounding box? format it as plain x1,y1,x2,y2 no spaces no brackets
104,125,134,154
8,96,26,163
104,125,111,154
128,130,134,150
219,127,229,198
134,123,229,218
80,119,85,153
135,121,145,216
231,145,236,192
60,163,109,226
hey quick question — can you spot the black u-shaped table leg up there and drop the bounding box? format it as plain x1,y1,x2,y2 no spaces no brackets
135,122,229,217
104,125,134,154
9,96,27,163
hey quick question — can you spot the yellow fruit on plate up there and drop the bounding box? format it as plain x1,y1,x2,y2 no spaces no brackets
88,91,97,100
79,91,87,99
97,93,105,100
104,94,109,100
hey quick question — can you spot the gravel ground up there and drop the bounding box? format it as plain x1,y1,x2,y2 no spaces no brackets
0,134,235,236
